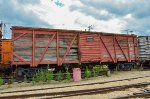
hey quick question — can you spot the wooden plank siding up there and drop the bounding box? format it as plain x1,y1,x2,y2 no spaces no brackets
11,26,138,67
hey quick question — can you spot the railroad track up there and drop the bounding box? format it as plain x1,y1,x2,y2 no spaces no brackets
0,82,149,99
0,75,150,95
113,92,150,99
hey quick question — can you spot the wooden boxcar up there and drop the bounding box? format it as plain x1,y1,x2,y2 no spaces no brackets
11,26,138,70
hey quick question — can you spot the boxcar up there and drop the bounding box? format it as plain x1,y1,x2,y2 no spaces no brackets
11,26,138,66
0,39,12,76
138,36,150,68
1,39,11,66
11,26,138,77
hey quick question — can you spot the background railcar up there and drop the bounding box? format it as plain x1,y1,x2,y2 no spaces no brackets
138,36,150,68
0,39,12,76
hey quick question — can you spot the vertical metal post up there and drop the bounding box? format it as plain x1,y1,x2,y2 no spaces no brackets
98,34,102,62
127,36,130,62
113,35,117,63
32,30,35,67
11,30,14,65
133,37,137,61
0,22,2,65
78,32,81,64
56,31,59,66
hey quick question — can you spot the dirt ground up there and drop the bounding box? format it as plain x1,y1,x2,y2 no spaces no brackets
0,70,150,99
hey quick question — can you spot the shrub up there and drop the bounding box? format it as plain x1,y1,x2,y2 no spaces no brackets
92,68,98,77
56,71,63,82
0,77,3,86
85,67,92,78
93,66,99,76
32,75,36,85
38,70,47,82
65,68,71,81
102,65,109,71
32,72,40,84
46,70,53,82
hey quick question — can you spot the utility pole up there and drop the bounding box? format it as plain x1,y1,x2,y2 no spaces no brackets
124,29,130,34
124,29,133,34
0,21,2,64
0,21,2,38
88,25,93,31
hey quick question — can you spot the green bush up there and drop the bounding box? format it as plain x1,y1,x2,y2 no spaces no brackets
32,75,36,85
0,77,3,86
38,70,47,82
65,68,71,81
93,66,100,76
46,70,53,82
92,68,98,77
32,73,41,85
56,71,63,82
85,67,92,78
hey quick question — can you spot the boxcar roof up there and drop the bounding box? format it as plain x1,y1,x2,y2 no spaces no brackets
11,26,137,37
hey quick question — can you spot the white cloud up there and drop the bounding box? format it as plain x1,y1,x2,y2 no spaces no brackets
124,14,133,19
23,0,126,34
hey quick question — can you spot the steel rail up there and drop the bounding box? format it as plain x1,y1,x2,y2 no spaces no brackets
0,82,149,99
113,92,150,99
1,75,150,94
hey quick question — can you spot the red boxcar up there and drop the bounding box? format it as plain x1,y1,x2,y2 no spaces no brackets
11,26,138,67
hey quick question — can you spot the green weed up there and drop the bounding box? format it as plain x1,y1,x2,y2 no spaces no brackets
65,68,71,81
56,71,63,82
0,77,3,86
85,67,92,78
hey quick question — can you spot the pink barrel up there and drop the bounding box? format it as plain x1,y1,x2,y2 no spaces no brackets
73,68,81,81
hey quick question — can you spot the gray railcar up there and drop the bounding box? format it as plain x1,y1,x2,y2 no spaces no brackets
138,36,150,67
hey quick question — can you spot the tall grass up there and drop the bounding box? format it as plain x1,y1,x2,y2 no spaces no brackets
65,68,71,81
0,77,3,86
85,67,92,78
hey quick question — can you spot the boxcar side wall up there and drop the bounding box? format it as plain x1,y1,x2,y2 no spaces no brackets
79,33,138,63
12,28,79,67
11,27,138,67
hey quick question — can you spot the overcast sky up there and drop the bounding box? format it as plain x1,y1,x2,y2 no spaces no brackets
0,0,149,38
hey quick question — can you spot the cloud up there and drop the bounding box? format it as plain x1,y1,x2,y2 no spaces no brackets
70,0,150,35
16,0,41,5
0,0,149,38
0,0,51,38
